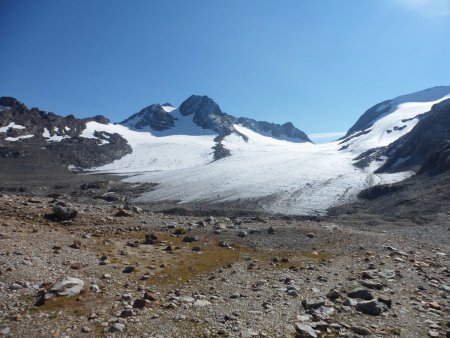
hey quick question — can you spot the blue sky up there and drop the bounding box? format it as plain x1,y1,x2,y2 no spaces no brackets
0,0,449,142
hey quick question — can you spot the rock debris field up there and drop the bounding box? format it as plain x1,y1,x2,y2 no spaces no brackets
0,194,449,338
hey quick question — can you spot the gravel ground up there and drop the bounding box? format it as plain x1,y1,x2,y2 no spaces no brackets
0,194,449,338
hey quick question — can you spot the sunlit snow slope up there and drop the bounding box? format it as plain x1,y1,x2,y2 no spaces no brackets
85,86,450,215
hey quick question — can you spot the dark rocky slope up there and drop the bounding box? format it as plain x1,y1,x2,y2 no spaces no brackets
0,96,132,169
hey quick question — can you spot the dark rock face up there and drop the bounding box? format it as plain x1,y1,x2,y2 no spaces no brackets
0,96,132,169
377,99,450,174
179,95,247,139
419,141,450,175
212,137,231,161
357,184,404,200
121,104,175,131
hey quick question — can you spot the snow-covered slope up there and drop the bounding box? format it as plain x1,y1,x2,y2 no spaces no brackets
83,86,450,215
340,86,450,153
80,121,216,171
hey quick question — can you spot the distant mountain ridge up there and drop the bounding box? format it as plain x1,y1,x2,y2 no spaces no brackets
121,94,312,143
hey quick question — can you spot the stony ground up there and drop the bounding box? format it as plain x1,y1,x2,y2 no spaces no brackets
0,194,449,338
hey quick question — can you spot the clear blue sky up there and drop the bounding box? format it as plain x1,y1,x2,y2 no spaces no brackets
0,0,449,141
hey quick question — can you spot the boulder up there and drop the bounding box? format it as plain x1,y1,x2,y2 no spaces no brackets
348,287,374,300
355,300,389,315
52,205,78,221
44,277,84,300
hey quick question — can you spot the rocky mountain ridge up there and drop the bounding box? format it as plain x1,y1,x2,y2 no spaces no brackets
122,94,311,143
0,97,131,169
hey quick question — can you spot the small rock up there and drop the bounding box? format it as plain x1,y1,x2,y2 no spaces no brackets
0,326,11,338
326,289,341,300
240,328,258,337
114,209,133,217
133,298,146,308
348,287,373,300
294,322,317,337
69,240,82,249
123,266,135,273
44,277,84,299
351,326,371,336
355,300,388,316
144,233,158,244
143,291,158,301
183,235,198,243
81,326,91,333
428,330,440,338
301,299,326,310
90,284,100,293
120,309,134,318
193,300,211,307
378,296,392,308
109,323,125,333
237,231,248,238
360,280,384,290
52,205,78,221
122,292,132,301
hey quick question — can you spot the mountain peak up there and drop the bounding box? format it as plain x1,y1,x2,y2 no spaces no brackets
121,104,175,131
179,95,222,117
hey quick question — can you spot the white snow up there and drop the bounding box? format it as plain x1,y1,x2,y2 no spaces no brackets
0,122,26,132
5,134,34,141
82,87,450,215
43,128,69,142
81,121,216,171
162,105,176,113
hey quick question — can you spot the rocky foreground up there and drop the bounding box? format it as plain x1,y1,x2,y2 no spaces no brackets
0,194,449,338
